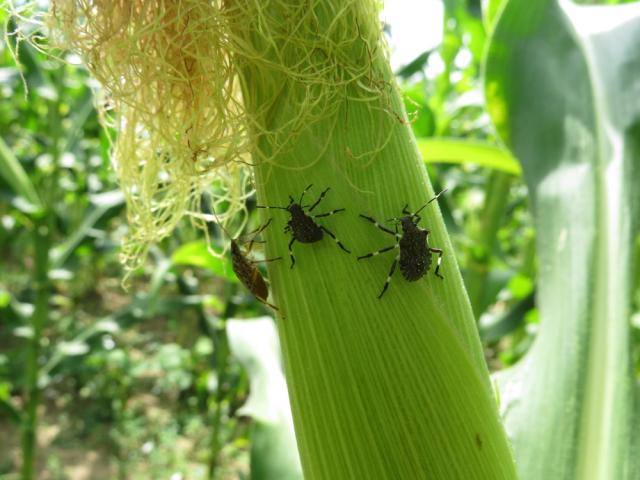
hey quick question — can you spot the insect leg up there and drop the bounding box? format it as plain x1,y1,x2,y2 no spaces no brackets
429,247,444,279
319,226,350,253
246,218,273,252
256,296,280,312
377,255,399,299
357,244,397,260
288,237,296,269
359,214,397,236
313,208,345,218
308,187,330,212
244,218,272,237
251,256,282,264
401,204,422,223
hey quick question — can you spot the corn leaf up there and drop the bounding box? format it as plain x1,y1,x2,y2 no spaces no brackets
485,1,640,478
418,137,521,175
0,136,42,211
171,241,238,283
227,318,303,480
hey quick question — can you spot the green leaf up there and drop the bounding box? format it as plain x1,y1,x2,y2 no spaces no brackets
60,88,96,153
484,0,508,31
0,289,11,308
41,315,121,377
50,191,125,268
403,84,436,138
417,137,521,175
171,240,238,283
57,341,90,356
0,381,21,425
395,50,433,78
226,318,303,480
485,1,640,478
0,135,43,211
479,291,534,343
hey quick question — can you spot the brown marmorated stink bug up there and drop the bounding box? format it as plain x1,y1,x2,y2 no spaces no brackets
257,184,350,268
358,189,446,299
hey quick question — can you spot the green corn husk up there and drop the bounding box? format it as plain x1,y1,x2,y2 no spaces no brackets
230,2,518,478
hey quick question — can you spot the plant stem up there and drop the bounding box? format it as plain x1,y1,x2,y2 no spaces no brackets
207,287,237,480
20,68,61,480
465,171,513,316
20,213,50,480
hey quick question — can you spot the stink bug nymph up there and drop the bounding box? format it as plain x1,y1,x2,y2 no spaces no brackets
358,189,447,299
257,184,350,268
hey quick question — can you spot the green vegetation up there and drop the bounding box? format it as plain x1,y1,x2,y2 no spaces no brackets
486,0,640,477
1,1,639,479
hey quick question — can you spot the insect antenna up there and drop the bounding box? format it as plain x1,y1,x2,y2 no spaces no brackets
413,188,448,216
299,184,313,204
208,203,234,243
209,205,267,254
256,193,296,211
257,205,290,211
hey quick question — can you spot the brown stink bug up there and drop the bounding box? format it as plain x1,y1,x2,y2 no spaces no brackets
257,184,350,268
358,190,447,299
215,216,281,311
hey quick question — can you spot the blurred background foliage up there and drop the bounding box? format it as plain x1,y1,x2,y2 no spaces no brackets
0,1,638,479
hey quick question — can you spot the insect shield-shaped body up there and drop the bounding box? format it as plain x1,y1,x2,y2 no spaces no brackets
398,216,434,281
217,218,281,311
358,190,446,299
286,203,323,243
258,185,350,268
229,239,271,307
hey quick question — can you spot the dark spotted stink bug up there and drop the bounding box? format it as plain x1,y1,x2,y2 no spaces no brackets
358,189,447,299
257,184,350,268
